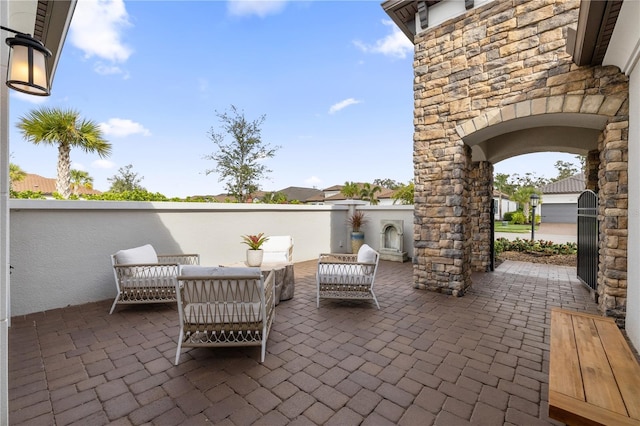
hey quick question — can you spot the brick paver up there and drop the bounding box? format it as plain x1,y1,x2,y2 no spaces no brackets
9,259,599,425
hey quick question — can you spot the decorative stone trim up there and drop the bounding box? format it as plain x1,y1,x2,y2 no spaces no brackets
455,94,627,139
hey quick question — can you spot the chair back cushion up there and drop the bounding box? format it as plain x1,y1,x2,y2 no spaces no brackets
262,236,293,263
357,244,377,264
114,244,158,265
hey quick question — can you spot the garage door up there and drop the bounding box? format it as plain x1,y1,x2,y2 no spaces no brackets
540,203,576,223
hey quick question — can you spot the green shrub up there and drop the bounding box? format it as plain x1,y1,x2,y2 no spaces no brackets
495,237,577,255
502,211,514,222
510,211,527,224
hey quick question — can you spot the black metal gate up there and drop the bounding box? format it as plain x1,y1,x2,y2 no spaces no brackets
490,198,495,271
577,190,598,291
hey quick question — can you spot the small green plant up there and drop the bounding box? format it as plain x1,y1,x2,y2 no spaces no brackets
502,211,514,222
347,211,368,232
241,233,269,250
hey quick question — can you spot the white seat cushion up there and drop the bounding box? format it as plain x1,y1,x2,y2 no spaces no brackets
114,244,158,265
180,265,261,277
262,251,289,263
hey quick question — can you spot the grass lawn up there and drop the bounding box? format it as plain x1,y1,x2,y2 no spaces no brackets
495,221,538,233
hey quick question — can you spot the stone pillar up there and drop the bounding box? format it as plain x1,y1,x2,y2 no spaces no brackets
414,136,471,296
469,161,494,272
586,149,599,192
597,120,629,326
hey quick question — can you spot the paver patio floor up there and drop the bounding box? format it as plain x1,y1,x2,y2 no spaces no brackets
9,259,598,425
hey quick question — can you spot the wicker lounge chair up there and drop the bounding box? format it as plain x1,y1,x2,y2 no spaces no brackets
174,265,276,365
316,244,380,309
110,244,200,314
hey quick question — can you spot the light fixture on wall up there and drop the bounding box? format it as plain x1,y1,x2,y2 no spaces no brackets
1,25,52,96
530,193,540,241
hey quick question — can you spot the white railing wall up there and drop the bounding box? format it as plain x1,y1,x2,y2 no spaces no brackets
9,200,414,316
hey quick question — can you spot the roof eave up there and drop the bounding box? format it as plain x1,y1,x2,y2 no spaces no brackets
567,0,623,66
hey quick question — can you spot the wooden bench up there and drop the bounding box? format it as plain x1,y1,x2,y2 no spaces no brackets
549,308,640,425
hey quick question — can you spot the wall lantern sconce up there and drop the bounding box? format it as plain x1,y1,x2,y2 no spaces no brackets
530,193,540,241
1,25,52,96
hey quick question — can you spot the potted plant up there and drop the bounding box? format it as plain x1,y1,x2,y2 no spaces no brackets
347,211,368,254
241,233,269,266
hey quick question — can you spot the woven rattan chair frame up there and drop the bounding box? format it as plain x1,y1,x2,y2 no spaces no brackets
110,253,200,314
316,251,380,309
175,270,275,365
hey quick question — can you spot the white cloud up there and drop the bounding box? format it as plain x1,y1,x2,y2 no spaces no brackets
94,62,126,77
99,118,151,137
10,91,49,105
70,0,133,72
92,159,116,169
353,19,413,59
71,163,86,171
329,98,361,115
227,0,288,18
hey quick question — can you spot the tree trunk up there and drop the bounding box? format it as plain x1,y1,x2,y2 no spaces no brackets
57,144,71,199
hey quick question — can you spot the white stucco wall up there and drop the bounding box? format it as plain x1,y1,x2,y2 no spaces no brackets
624,55,639,349
603,0,640,350
9,200,414,317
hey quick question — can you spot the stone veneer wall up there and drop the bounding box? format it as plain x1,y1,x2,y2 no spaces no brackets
469,161,494,272
412,0,629,302
598,120,629,325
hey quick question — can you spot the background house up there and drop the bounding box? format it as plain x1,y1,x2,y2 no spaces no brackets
539,174,586,223
12,173,102,198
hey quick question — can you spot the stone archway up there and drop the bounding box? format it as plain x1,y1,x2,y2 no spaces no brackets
410,0,629,320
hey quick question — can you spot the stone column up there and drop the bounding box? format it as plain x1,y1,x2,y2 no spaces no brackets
586,149,599,192
414,135,471,296
597,120,629,326
469,161,494,272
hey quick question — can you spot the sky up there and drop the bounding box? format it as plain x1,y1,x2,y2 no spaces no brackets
8,0,582,198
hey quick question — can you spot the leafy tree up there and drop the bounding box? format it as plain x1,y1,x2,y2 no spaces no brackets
512,186,542,223
373,178,400,190
340,181,359,199
511,172,548,189
85,189,167,201
70,169,94,195
392,182,414,205
107,164,145,193
261,192,288,204
204,105,280,203
552,160,578,181
17,107,111,199
9,163,26,190
360,182,382,205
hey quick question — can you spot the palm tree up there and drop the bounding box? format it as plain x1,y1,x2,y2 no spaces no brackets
17,107,111,199
360,182,382,205
340,181,359,199
70,169,94,195
9,163,27,191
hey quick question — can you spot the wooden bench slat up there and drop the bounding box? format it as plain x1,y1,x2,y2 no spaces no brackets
550,310,584,400
573,314,628,415
595,320,640,420
549,308,640,426
549,390,640,426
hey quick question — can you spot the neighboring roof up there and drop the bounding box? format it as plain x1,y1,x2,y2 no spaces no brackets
12,173,102,196
274,187,323,203
541,174,586,195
